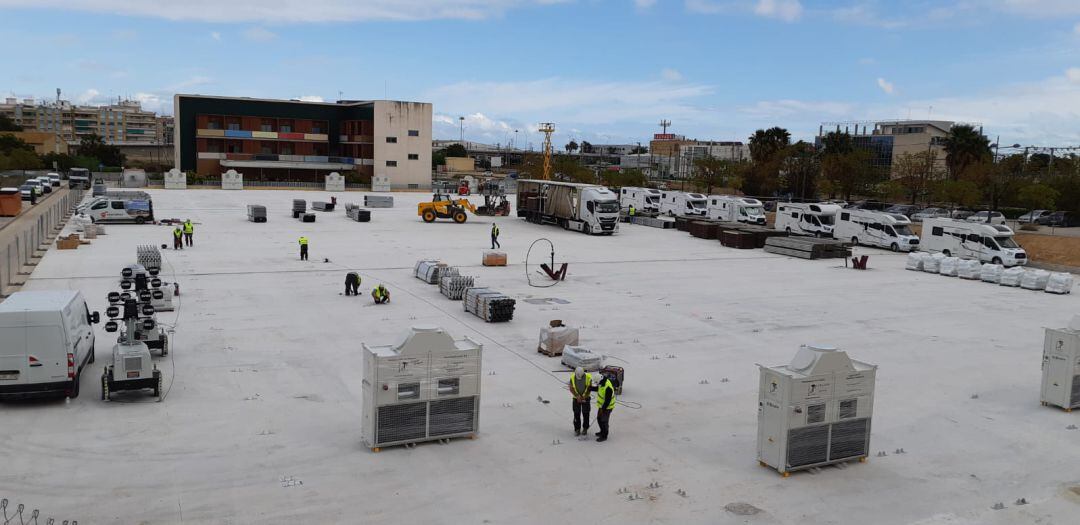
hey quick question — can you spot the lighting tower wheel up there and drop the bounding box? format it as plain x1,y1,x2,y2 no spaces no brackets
781,471,790,478
160,334,169,356
101,369,111,401
153,369,162,398
422,210,436,223
453,211,468,224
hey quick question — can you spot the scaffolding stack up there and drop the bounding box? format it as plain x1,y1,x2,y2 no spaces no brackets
345,203,372,222
414,260,457,284
463,287,516,323
136,244,162,272
440,274,476,300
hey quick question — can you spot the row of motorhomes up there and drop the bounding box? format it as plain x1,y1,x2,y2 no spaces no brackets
618,188,767,225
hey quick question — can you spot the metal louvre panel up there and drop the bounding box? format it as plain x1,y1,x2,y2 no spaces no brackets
806,403,826,424
1071,375,1080,408
428,397,476,437
787,425,829,468
839,398,858,419
124,356,142,371
377,402,426,444
829,418,870,460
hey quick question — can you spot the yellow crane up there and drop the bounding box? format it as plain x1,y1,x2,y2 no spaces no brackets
538,122,555,180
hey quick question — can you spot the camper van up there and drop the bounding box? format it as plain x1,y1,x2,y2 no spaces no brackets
707,195,767,225
921,218,1028,266
834,209,920,252
619,187,661,214
659,191,707,217
0,290,100,398
774,202,841,237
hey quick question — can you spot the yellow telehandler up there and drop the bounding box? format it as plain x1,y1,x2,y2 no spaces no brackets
417,194,478,223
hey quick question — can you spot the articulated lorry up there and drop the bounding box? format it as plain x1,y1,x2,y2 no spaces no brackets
517,179,620,235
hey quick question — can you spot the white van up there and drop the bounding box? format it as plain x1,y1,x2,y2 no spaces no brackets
0,290,101,398
659,191,707,217
619,187,661,213
79,194,154,224
707,195,767,225
921,219,1028,267
835,209,920,252
774,202,841,237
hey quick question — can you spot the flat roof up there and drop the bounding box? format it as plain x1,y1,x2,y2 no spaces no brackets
174,93,431,107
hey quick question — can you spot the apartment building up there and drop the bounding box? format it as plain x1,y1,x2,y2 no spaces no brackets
0,96,166,145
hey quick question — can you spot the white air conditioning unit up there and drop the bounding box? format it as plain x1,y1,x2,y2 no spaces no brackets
757,345,877,476
362,326,482,451
1041,316,1080,411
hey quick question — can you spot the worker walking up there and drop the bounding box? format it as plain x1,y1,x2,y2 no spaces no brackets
490,222,500,249
372,284,390,304
344,272,361,296
569,367,592,436
593,371,617,442
628,205,636,217
183,219,194,247
172,226,183,250
298,236,309,261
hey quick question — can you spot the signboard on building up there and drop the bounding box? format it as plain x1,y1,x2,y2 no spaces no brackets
654,134,678,140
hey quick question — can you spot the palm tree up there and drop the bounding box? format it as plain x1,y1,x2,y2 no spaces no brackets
748,127,791,164
942,124,991,180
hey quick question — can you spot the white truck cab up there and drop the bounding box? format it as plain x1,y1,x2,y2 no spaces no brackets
774,202,841,237
581,187,621,234
708,195,767,225
921,218,1028,266
835,209,920,252
660,191,707,217
0,290,100,398
619,187,661,214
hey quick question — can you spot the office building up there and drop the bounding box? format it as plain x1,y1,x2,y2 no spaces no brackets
816,120,959,174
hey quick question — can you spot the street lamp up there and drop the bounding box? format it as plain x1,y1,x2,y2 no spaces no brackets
458,116,465,144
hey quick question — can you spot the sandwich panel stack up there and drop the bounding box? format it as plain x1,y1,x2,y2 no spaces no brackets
312,201,335,212
763,237,851,260
414,260,457,284
674,216,690,231
300,213,316,222
688,221,719,240
464,287,515,323
292,199,306,218
346,204,371,222
440,275,475,300
719,230,756,249
364,195,394,208
630,215,673,229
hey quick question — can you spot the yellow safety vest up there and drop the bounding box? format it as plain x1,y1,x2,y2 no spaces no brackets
173,229,182,239
569,372,592,400
183,222,193,234
492,224,499,236
299,237,308,245
596,378,616,410
629,206,635,216
374,286,387,299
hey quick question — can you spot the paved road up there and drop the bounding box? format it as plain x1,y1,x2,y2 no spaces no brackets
0,186,67,231
0,187,74,297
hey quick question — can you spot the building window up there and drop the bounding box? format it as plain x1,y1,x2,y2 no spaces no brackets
280,125,292,133
386,160,397,167
261,120,273,132
386,137,397,143
408,129,419,137
207,121,220,130
228,123,240,131
312,123,324,134
281,145,292,155
408,153,419,160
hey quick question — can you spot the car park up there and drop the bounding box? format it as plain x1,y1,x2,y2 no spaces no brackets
1038,211,1080,227
950,209,975,220
884,204,918,217
965,211,1006,225
911,207,950,222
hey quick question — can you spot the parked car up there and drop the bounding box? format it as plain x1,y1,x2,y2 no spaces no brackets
22,179,43,197
965,211,1006,225
912,207,950,222
885,204,919,217
1038,211,1080,227
47,173,61,187
35,177,52,194
19,183,37,201
1017,209,1049,223
950,209,975,220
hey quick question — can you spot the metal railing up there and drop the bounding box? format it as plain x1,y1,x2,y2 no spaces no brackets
0,189,81,299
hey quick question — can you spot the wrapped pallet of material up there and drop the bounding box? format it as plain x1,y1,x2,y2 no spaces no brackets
463,287,515,322
923,253,944,274
482,251,507,266
416,261,456,284
561,345,602,372
1000,266,1025,287
538,322,579,356
439,274,475,300
1045,272,1074,294
1020,269,1051,291
905,252,928,271
980,263,1004,283
939,256,960,277
957,259,982,280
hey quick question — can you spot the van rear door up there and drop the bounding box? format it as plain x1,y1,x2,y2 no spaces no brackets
26,323,67,384
0,320,29,386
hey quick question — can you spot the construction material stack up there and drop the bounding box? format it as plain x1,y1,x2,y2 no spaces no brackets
312,201,335,212
719,229,756,249
1041,316,1080,411
345,203,372,222
538,320,578,357
414,260,457,284
561,345,602,371
463,287,515,322
482,251,507,266
757,344,876,476
136,244,161,273
292,199,306,218
688,221,719,240
247,205,267,223
439,274,475,300
764,237,851,260
361,326,482,451
364,195,394,208
300,213,316,223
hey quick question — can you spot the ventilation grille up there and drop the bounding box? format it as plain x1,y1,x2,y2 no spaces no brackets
1071,375,1080,408
124,356,142,371
839,399,858,419
787,425,829,468
377,402,426,444
429,397,477,437
806,403,826,424
829,418,870,460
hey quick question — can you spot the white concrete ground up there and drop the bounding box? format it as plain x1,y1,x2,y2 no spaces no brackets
2,188,1079,525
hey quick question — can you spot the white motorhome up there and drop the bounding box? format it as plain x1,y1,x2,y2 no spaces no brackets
660,191,707,217
0,290,100,398
921,218,1028,267
774,202,841,237
516,179,620,234
835,209,920,252
619,187,661,213
707,195,767,225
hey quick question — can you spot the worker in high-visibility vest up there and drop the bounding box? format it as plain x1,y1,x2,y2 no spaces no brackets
344,272,361,296
172,226,183,250
628,205,636,217
372,284,390,304
298,236,309,261
592,371,617,442
183,219,194,247
490,222,501,249
568,367,592,436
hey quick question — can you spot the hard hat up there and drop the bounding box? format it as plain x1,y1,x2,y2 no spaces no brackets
575,367,584,378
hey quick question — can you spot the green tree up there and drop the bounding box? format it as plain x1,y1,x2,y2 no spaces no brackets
41,152,77,171
942,124,991,181
748,127,791,164
564,140,578,154
444,143,468,157
580,141,593,154
745,127,791,196
601,168,647,189
0,115,21,132
933,179,982,208
692,155,733,195
0,133,34,154
77,133,125,167
818,131,854,156
630,145,647,154
893,150,942,204
821,149,876,201
0,148,44,170
1017,183,1060,211
780,141,819,200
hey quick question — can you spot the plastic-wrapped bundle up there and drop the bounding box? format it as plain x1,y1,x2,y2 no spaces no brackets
439,274,475,300
923,253,944,274
1045,272,1074,294
538,324,579,356
939,256,960,277
414,260,456,284
1020,269,1050,290
980,263,1004,283
561,346,602,372
999,266,1025,287
957,259,982,279
463,287,515,322
905,252,928,271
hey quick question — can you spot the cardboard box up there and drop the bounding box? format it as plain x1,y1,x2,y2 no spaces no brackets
57,234,80,250
483,251,507,266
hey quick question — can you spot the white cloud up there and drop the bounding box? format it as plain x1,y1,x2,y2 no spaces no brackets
75,89,103,105
0,0,566,22
169,75,214,92
1074,21,1080,35
298,95,324,102
877,77,895,94
210,31,221,41
753,0,802,22
243,26,276,42
1066,67,1080,83
634,0,657,8
661,68,684,81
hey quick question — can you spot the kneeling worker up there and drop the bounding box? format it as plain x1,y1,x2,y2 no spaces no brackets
569,367,592,436
345,272,361,296
372,284,390,304
593,370,617,442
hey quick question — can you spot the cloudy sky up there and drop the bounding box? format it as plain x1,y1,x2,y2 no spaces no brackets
3,0,1080,147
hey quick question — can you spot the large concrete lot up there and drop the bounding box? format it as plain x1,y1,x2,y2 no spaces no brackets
2,189,1079,524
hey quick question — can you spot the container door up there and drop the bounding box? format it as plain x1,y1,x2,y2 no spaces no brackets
26,325,66,384
0,322,29,386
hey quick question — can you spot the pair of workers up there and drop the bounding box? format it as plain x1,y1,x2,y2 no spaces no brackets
171,219,195,250
344,272,390,304
568,367,618,442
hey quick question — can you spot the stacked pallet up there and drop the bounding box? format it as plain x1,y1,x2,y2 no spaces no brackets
719,230,756,249
688,221,719,239
300,213,316,222
482,251,507,266
364,195,394,208
292,199,306,218
345,204,371,222
312,201,335,212
464,287,515,323
414,260,457,284
674,216,690,231
722,224,787,248
763,237,851,260
630,215,673,228
136,245,162,271
440,274,475,300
